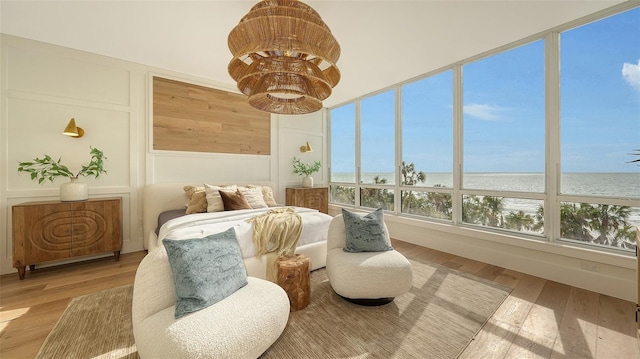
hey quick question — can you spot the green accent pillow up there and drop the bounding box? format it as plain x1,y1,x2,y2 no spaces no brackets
162,228,248,319
342,208,393,253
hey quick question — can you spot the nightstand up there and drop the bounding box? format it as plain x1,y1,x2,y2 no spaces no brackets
285,187,328,214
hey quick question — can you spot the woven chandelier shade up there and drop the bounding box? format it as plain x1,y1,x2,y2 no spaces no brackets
228,0,341,114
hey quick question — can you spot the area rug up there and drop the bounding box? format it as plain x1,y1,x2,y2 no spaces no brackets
35,285,138,359
37,258,511,359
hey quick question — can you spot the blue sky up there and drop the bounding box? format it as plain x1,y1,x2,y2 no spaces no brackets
331,7,639,175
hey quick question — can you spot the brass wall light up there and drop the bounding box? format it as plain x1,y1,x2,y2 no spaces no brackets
228,0,341,115
62,118,84,138
300,141,313,153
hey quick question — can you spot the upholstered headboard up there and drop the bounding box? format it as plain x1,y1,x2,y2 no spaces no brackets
142,181,277,250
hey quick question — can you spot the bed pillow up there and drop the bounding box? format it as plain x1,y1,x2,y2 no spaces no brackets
260,186,278,207
162,228,248,319
204,184,237,212
183,186,207,214
220,189,252,211
239,186,268,209
342,208,393,253
155,208,187,236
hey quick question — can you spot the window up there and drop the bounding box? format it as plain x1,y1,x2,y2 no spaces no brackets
460,40,546,235
360,90,396,185
402,71,453,187
401,71,454,220
328,5,639,253
559,7,640,250
329,103,356,205
360,89,396,210
462,40,545,192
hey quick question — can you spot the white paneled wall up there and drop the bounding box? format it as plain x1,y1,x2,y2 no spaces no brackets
0,34,326,275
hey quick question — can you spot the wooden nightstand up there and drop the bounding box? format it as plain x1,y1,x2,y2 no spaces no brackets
12,197,122,279
285,187,328,214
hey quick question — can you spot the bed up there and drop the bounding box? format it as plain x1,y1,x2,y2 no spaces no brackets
142,182,332,279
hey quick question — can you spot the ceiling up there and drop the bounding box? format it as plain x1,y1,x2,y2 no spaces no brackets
0,0,626,107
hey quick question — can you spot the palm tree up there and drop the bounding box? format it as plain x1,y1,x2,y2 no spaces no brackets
330,185,355,205
462,195,505,227
505,210,535,231
483,196,505,227
589,204,631,246
426,184,452,219
400,161,426,212
361,175,393,210
560,203,593,241
401,161,426,185
532,205,544,232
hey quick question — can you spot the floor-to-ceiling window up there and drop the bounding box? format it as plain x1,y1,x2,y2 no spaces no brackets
328,5,640,254
401,70,453,220
462,40,546,236
329,103,356,206
360,90,396,210
559,8,640,250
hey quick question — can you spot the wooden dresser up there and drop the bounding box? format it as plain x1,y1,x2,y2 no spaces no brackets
285,187,328,214
12,197,122,279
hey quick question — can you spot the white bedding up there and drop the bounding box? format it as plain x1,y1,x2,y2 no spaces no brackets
157,206,331,259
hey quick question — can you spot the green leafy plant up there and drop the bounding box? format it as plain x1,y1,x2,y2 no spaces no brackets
18,147,107,183
292,157,321,176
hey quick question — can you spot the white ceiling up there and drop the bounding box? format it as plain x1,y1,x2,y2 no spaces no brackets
0,0,626,107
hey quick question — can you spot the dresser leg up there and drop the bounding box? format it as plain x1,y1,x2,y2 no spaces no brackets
114,250,120,262
17,266,25,280
29,264,35,271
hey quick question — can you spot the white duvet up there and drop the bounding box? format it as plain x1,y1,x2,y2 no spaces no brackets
157,206,332,259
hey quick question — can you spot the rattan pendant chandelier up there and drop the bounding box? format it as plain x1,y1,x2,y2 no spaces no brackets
228,0,341,114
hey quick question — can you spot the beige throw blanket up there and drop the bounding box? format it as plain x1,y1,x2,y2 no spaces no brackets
246,207,303,282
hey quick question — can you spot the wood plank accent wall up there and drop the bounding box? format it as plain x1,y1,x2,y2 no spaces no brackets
153,77,271,155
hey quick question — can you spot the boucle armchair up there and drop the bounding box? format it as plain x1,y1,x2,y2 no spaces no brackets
326,214,413,305
132,246,290,359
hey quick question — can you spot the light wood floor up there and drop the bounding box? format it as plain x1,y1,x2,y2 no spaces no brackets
1,241,638,359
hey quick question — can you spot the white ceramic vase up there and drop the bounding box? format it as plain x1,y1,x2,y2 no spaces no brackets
302,175,314,188
60,177,88,201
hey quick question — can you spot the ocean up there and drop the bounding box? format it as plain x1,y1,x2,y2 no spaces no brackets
330,172,640,225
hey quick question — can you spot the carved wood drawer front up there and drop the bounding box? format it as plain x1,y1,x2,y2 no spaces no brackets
285,187,328,214
12,197,122,279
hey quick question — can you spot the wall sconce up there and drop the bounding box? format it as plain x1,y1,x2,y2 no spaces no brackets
62,118,84,138
300,142,313,153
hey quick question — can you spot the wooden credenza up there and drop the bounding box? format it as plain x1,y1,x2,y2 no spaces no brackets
12,197,122,280
285,187,328,214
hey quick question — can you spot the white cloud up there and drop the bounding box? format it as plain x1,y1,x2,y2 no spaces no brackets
622,59,640,91
463,103,508,121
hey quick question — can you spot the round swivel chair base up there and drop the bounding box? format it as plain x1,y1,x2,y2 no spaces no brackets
340,295,394,306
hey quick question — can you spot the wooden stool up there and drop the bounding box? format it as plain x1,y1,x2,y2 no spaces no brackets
276,254,310,311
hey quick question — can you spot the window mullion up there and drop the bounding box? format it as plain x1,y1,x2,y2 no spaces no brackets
545,31,561,243
452,64,463,225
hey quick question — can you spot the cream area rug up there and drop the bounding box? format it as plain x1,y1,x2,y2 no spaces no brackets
37,258,511,359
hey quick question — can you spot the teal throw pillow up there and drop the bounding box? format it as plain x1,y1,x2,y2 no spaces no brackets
342,208,393,253
163,227,248,319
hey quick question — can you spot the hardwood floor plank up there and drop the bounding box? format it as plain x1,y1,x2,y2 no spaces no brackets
0,243,637,359
459,317,518,359
474,263,507,282
550,287,599,359
595,295,639,358
504,280,572,358
492,274,546,328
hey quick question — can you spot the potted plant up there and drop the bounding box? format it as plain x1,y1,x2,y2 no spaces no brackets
18,146,107,201
292,157,321,188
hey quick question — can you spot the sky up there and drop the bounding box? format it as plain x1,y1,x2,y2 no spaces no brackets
330,6,640,175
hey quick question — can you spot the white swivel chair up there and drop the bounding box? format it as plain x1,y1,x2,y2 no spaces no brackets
325,214,413,305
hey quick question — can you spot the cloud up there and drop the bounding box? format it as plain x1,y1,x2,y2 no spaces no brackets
463,103,508,121
622,59,640,91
